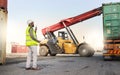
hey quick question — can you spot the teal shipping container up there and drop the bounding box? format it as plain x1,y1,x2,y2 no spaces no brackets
103,2,120,40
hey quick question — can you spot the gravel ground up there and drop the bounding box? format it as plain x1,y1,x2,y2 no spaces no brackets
0,52,120,75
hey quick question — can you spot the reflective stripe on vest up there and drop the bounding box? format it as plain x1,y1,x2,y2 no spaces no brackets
26,26,38,46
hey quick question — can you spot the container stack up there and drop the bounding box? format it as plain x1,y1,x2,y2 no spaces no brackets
0,0,7,64
103,2,120,59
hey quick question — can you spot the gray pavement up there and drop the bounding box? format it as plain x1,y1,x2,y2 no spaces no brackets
0,52,120,75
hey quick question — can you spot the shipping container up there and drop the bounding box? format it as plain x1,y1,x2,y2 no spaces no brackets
103,2,120,60
0,0,7,10
0,0,7,64
11,45,28,53
0,8,7,64
103,2,120,40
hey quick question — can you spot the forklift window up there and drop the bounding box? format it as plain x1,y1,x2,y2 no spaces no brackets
58,31,68,40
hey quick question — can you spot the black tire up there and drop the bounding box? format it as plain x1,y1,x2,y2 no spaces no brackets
39,46,49,56
78,44,94,57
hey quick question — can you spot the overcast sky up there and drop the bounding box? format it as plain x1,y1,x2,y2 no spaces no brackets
6,0,120,52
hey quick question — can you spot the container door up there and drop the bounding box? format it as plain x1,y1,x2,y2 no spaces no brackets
103,3,120,40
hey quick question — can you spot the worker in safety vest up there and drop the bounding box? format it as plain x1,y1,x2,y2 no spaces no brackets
25,20,41,70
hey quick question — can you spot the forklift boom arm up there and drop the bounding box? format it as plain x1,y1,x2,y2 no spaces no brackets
42,7,102,35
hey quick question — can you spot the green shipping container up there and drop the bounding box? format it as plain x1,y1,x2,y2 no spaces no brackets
103,2,120,40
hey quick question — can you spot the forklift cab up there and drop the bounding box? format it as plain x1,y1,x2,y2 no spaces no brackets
58,31,68,40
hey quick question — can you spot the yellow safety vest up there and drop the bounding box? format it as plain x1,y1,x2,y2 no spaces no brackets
26,26,38,46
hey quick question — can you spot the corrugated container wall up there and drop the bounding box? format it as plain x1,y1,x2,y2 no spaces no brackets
0,0,7,64
103,2,120,40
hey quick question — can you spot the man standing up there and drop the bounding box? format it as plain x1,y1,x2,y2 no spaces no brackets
25,20,40,70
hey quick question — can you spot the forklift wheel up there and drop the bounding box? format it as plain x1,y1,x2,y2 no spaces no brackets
39,46,49,56
78,44,94,57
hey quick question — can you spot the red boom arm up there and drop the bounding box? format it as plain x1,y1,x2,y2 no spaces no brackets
42,7,102,35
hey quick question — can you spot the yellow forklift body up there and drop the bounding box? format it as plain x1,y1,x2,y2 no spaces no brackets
57,37,76,54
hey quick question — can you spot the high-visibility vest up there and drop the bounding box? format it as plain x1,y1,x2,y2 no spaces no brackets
26,26,38,46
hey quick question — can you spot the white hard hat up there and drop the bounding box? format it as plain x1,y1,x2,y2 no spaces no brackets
27,20,33,25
